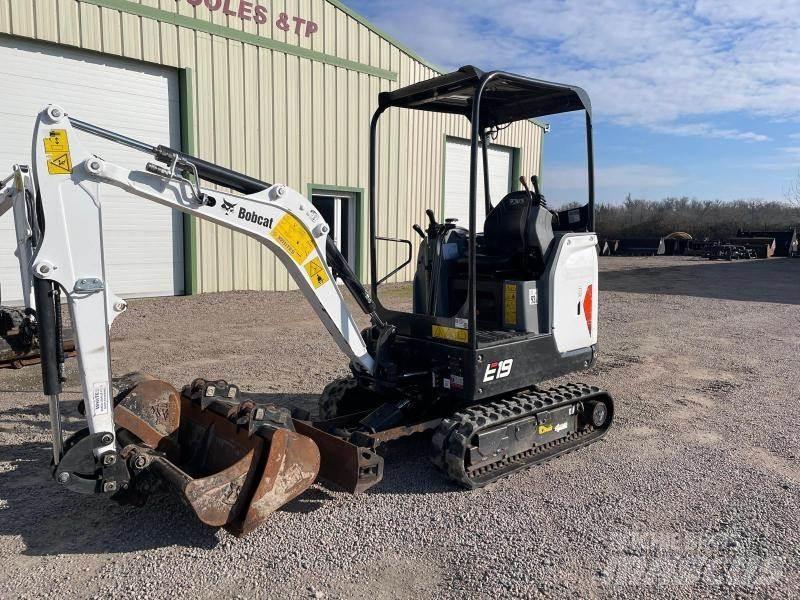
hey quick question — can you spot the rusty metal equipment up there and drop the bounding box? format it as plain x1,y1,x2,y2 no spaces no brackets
53,373,321,535
0,306,75,369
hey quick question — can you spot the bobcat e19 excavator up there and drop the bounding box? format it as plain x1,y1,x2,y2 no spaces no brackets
2,66,613,536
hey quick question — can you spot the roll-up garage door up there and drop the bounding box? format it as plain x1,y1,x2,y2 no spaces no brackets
0,37,183,304
443,138,513,230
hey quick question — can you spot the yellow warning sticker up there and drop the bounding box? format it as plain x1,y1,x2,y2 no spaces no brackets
43,129,70,154
432,325,469,344
47,153,72,175
538,424,554,435
43,130,73,175
304,256,330,289
504,283,517,326
270,214,315,264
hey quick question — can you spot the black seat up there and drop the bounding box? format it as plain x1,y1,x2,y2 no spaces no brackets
479,191,554,275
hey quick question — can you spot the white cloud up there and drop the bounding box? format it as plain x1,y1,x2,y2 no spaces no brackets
651,123,770,142
356,0,799,141
749,145,800,172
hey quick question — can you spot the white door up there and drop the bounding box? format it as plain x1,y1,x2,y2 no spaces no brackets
311,191,357,269
0,37,183,304
443,138,513,231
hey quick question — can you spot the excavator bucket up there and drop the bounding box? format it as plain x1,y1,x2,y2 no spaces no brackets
113,374,320,536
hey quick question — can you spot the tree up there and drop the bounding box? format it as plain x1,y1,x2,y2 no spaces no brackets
786,171,800,208
595,196,800,240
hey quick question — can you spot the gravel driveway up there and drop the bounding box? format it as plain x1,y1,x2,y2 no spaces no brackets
0,256,798,599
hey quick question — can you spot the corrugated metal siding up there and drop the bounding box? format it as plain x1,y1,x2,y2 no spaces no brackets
0,0,543,292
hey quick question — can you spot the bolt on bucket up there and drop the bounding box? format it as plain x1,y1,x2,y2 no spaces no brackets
114,375,320,536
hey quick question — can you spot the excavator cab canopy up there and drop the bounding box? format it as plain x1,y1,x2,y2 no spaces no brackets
368,66,596,351
377,65,592,126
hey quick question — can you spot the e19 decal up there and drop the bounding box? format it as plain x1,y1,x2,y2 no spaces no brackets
483,359,513,383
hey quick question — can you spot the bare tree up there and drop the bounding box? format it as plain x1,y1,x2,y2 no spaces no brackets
596,196,800,240
786,170,800,208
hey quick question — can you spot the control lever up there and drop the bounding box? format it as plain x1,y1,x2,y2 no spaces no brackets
519,175,534,202
530,175,541,196
425,209,437,228
412,224,426,240
530,175,547,208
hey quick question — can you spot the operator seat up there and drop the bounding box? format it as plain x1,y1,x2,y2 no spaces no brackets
479,190,554,275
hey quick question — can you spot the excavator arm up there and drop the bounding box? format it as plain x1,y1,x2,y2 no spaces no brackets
29,104,378,450
2,104,384,535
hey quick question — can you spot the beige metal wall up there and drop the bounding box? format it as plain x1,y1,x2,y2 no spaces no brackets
0,0,544,293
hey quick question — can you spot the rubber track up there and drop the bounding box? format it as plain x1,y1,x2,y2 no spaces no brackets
318,376,358,420
431,382,614,488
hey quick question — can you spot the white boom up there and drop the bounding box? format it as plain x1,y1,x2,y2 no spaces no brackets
4,104,376,460
1,166,36,310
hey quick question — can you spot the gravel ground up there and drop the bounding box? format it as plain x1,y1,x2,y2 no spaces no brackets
0,255,798,599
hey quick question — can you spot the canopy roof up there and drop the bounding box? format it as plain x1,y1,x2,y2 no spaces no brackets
378,66,592,126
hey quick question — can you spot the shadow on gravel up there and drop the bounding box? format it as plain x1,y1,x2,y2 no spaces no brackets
0,399,220,555
0,399,83,430
281,487,335,514
364,437,460,496
602,258,800,304
0,440,220,555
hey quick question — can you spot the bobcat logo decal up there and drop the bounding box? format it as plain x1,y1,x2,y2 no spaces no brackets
222,200,237,215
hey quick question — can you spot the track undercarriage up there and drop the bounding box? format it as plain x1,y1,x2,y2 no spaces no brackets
313,376,614,490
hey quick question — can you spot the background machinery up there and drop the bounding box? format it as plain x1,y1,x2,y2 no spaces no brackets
3,66,613,535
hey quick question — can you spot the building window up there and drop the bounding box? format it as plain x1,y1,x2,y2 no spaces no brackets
310,189,358,271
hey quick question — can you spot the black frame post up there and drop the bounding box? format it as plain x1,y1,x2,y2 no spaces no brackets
468,73,498,349
586,112,595,231
480,129,493,218
368,107,386,298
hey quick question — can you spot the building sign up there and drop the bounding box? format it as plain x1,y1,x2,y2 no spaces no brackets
182,0,319,37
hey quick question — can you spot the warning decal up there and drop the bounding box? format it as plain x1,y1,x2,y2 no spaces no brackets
304,256,330,289
43,129,70,154
43,129,73,175
92,382,110,416
270,214,315,264
432,325,469,344
504,283,517,326
47,153,72,175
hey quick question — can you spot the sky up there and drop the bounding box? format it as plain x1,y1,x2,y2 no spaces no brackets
343,0,800,206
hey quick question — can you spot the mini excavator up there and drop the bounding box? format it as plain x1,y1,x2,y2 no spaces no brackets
2,67,613,535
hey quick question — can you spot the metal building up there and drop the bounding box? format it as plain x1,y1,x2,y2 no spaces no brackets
0,0,544,303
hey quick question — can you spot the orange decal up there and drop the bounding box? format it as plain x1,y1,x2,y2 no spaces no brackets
583,284,593,334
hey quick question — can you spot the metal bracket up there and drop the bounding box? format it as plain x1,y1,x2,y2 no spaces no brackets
73,278,104,293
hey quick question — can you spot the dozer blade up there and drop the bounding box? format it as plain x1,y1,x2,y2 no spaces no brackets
294,418,384,493
113,375,320,536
